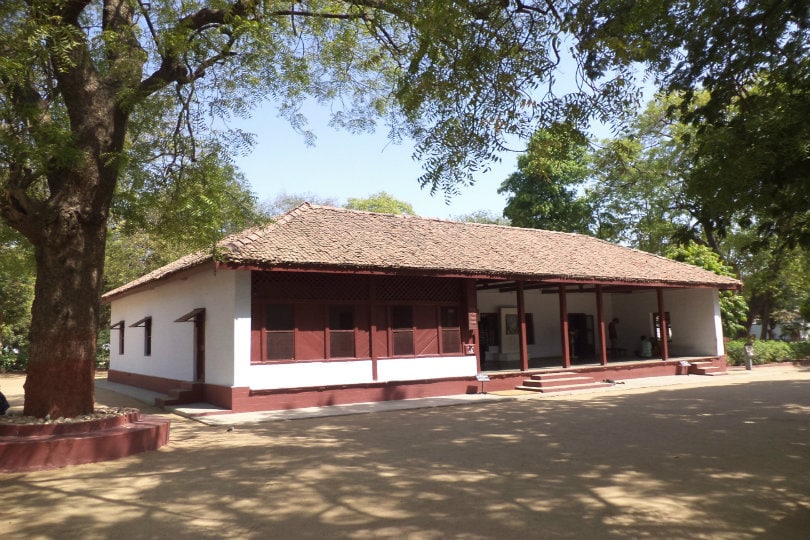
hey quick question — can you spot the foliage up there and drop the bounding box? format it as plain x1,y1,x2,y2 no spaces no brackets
725,338,809,366
345,192,416,215
114,154,267,255
261,192,340,217
586,93,730,253
666,242,747,337
568,1,810,249
498,124,594,233
0,224,33,366
451,210,511,225
727,231,810,339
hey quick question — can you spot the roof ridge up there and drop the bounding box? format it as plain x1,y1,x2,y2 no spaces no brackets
304,203,604,238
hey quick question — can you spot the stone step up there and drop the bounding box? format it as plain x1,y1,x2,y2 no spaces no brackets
521,375,597,388
516,381,614,394
687,361,727,376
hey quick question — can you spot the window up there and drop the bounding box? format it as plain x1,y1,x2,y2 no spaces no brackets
266,304,294,360
440,306,461,354
652,312,672,342
130,317,152,356
391,306,414,356
110,321,125,354
329,305,355,358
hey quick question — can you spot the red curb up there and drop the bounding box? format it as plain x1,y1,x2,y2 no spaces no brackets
0,411,170,473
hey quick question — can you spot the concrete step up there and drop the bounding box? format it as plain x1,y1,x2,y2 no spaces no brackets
516,381,614,394
688,361,727,376
522,375,596,388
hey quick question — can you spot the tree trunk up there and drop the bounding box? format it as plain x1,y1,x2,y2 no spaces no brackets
23,206,108,418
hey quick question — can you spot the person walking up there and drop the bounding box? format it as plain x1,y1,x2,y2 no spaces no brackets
743,337,755,371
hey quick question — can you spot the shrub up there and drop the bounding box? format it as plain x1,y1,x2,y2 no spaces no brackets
0,351,27,372
725,338,808,365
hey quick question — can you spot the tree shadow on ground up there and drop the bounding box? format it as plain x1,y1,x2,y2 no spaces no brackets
1,376,809,539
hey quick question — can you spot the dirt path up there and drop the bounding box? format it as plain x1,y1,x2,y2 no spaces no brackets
1,367,809,539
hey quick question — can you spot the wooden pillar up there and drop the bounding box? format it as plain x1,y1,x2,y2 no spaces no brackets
559,285,571,368
369,276,378,380
596,285,608,366
657,288,669,361
517,280,529,372
465,280,482,372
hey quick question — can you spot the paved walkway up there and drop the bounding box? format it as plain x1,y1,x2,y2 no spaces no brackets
98,369,759,426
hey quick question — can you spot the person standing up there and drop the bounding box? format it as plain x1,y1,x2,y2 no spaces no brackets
743,337,755,371
608,318,620,349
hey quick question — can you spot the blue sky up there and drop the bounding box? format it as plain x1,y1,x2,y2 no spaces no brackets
232,102,521,219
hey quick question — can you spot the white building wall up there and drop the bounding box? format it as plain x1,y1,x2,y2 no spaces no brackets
109,267,240,385
664,288,724,356
377,356,477,382
231,271,253,388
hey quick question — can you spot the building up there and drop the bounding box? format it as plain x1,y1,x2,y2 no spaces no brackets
102,203,741,412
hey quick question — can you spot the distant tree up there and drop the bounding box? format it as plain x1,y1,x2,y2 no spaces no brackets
345,192,416,215
570,1,810,248
665,242,747,338
451,210,511,226
0,225,33,365
261,192,341,217
586,94,731,254
498,124,593,234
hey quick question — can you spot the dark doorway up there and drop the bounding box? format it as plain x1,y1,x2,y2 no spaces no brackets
478,312,499,370
175,308,206,383
567,313,595,358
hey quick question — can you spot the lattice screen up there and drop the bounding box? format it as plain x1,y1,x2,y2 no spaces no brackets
253,272,464,304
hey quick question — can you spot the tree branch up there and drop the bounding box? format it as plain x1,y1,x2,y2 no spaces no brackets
136,0,380,100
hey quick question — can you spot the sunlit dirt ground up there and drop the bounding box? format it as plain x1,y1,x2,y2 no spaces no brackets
1,366,808,539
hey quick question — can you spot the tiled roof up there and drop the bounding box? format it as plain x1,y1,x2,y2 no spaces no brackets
102,203,741,301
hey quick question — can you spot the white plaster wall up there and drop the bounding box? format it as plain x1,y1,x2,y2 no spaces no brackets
663,288,724,356
523,289,561,357
377,356,477,382
109,267,240,385
245,360,375,389
231,271,253,388
243,355,475,390
611,290,658,351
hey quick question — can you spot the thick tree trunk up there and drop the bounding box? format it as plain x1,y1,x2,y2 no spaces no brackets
23,208,108,418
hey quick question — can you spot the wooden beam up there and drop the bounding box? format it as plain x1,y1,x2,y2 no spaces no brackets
559,285,570,369
657,288,669,360
369,276,378,381
596,285,608,366
517,281,529,372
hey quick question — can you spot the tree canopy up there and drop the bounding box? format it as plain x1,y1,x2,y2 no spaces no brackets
5,0,642,417
345,191,415,215
498,123,594,233
2,0,808,416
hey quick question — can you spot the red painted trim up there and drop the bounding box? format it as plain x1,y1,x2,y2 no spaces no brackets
108,369,185,395
147,357,727,414
596,286,608,366
657,288,670,360
369,276,378,380
224,262,740,290
517,281,529,372
464,280,482,371
0,410,170,473
559,286,571,369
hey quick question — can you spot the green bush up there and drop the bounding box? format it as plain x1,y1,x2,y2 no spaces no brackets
0,351,27,372
725,338,809,365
